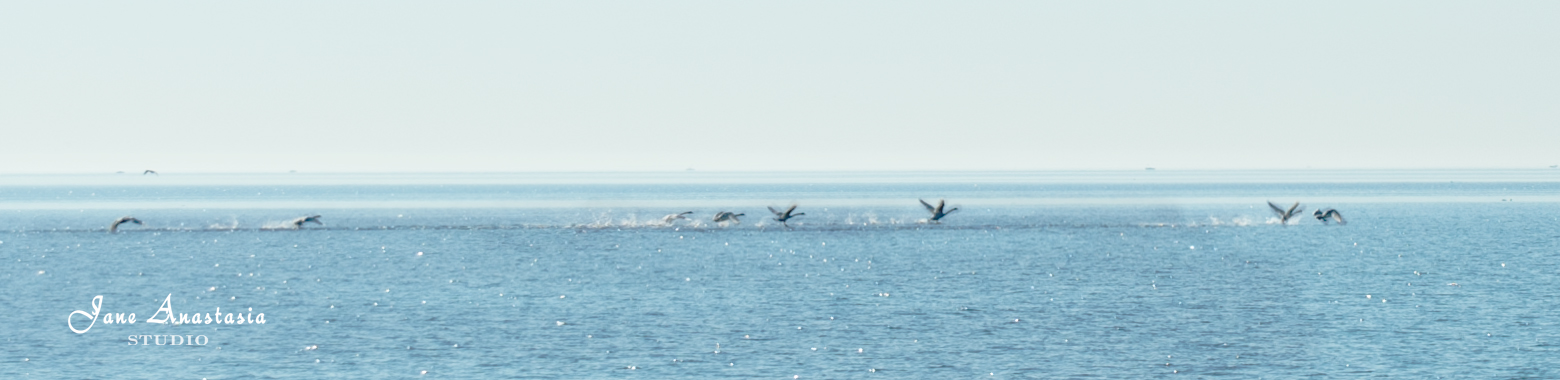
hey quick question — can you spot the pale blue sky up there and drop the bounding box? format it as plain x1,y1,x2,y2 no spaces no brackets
2,1,1557,173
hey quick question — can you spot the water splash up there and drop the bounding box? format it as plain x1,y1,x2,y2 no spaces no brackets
207,217,240,230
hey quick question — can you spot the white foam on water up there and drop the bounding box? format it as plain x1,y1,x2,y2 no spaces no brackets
260,221,302,230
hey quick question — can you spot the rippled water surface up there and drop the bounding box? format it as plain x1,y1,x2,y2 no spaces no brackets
4,171,1559,378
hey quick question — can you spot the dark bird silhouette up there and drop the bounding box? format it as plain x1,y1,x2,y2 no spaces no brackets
920,199,959,223
712,211,744,224
143,170,158,175
768,204,805,227
662,211,693,224
1267,201,1303,226
1314,208,1346,225
291,215,323,228
109,216,142,233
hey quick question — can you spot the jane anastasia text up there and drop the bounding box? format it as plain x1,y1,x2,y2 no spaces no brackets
69,294,266,334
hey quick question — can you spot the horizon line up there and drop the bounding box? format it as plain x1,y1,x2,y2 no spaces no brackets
3,167,1560,176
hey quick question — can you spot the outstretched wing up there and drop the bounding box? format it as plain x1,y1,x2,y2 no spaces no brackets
1267,201,1285,215
1328,210,1346,224
919,199,935,212
768,206,780,215
109,217,131,232
784,204,797,215
1286,202,1301,217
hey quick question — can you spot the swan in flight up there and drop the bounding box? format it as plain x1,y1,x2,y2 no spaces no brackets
768,205,805,227
712,211,744,224
109,216,142,233
1267,201,1303,225
662,211,693,224
143,170,158,175
291,215,323,228
920,199,958,223
1313,208,1346,225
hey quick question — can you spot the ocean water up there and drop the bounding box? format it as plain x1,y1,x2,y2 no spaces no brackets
4,171,1560,378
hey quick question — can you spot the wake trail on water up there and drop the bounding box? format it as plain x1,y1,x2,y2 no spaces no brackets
207,217,241,231
1139,214,1326,228
18,213,1338,234
31,222,1312,235
260,221,303,230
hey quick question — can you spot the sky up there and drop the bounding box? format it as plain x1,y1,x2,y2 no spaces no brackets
2,1,1557,173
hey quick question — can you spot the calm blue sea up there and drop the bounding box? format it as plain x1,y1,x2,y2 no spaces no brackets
4,171,1560,378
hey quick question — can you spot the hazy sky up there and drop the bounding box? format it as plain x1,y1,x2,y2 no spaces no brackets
2,1,1557,173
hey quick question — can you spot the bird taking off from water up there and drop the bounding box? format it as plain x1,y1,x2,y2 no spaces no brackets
920,199,958,223
768,205,805,227
1314,208,1346,225
291,215,323,228
662,211,693,224
712,211,744,224
109,216,142,233
1267,201,1303,225
143,170,158,175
